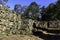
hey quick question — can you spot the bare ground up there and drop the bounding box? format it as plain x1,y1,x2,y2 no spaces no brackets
0,35,43,40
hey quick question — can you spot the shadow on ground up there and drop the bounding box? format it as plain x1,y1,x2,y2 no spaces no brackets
33,31,60,40
33,27,60,40
33,23,60,40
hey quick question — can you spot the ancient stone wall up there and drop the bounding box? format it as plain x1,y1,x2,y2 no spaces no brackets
32,21,60,29
48,21,60,28
0,4,22,35
0,4,35,35
0,4,60,35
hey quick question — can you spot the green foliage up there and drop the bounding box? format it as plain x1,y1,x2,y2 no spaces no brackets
14,4,21,13
24,2,40,20
41,0,60,21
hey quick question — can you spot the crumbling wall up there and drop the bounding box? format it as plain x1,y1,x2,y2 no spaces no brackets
33,21,60,29
49,21,60,28
20,19,34,35
0,4,22,35
0,4,60,35
0,4,35,35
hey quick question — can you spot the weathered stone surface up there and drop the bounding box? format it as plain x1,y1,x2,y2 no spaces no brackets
0,4,60,35
0,4,35,35
0,4,22,35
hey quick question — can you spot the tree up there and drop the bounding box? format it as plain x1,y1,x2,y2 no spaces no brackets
56,0,60,7
24,2,40,20
14,4,21,13
21,6,27,14
14,4,27,16
0,0,8,5
55,0,60,20
41,6,48,21
41,3,57,21
3,0,8,3
46,3,57,20
21,6,27,17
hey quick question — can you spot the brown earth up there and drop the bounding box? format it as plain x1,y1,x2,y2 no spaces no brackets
0,35,43,40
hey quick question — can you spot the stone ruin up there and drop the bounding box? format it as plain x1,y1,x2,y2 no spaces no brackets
0,4,22,35
0,4,36,35
0,4,60,35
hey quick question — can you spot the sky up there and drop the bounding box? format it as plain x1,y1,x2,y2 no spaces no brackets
6,0,57,10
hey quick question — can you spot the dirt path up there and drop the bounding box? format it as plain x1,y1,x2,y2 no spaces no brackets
0,35,43,40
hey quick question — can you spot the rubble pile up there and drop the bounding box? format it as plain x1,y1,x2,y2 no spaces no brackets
0,4,22,35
